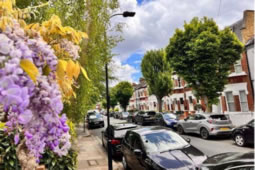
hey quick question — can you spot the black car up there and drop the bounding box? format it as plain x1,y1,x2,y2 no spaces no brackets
101,123,137,157
87,112,104,129
135,111,157,125
200,152,254,170
232,119,254,147
127,112,138,123
121,126,207,170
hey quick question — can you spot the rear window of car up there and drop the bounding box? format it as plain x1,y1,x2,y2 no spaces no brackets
210,115,228,120
146,111,156,116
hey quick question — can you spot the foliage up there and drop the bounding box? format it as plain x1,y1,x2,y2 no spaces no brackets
115,82,133,111
141,49,173,112
0,0,76,161
0,130,21,170
166,17,243,107
39,148,77,170
109,87,118,109
67,120,76,144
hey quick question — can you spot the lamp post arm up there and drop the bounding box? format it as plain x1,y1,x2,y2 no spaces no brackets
110,13,124,19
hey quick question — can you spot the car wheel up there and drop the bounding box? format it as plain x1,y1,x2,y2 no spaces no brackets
200,128,209,139
177,125,184,134
122,156,130,170
235,134,245,147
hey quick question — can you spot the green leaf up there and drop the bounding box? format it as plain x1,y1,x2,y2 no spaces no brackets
43,64,51,76
9,160,14,167
80,66,90,81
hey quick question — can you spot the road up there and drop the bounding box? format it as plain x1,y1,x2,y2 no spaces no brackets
89,116,254,157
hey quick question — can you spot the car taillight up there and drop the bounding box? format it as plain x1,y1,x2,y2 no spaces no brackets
111,139,120,145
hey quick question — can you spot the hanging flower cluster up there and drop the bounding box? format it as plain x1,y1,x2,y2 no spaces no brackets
0,19,70,160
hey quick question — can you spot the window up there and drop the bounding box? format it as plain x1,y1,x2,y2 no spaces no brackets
154,102,156,107
189,96,193,104
180,98,184,104
195,114,206,120
239,91,248,112
177,77,181,87
234,60,242,73
226,92,235,112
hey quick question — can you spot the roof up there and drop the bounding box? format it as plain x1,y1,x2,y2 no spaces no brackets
229,19,244,41
135,81,147,90
246,37,254,46
131,126,173,136
111,123,137,130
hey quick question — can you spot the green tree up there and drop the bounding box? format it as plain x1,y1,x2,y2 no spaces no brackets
109,87,118,109
115,82,133,111
141,49,173,112
166,17,243,110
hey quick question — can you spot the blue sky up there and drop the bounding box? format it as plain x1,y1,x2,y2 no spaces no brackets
122,52,143,83
112,0,254,86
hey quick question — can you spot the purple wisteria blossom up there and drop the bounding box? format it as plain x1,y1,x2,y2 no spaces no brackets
0,19,71,160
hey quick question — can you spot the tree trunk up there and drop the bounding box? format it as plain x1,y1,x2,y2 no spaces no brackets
157,97,162,112
204,96,212,113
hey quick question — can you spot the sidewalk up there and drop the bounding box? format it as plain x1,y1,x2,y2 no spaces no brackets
76,124,123,170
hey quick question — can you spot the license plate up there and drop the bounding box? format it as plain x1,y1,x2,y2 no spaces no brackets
94,122,99,124
220,128,229,130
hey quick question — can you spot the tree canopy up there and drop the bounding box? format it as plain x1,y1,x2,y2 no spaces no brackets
166,17,243,107
141,49,173,112
115,81,133,111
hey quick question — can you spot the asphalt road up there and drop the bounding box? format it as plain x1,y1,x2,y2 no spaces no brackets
89,116,254,157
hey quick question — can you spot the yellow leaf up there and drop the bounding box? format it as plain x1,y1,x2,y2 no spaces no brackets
73,62,80,79
20,59,39,83
81,66,90,81
66,60,75,79
56,60,67,79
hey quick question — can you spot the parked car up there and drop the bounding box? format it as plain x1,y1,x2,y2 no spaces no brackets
109,112,115,117
119,112,129,120
113,112,120,119
156,112,178,129
101,123,137,157
232,119,254,147
200,151,254,170
176,113,234,139
135,111,157,125
127,112,138,123
87,112,104,129
121,126,207,170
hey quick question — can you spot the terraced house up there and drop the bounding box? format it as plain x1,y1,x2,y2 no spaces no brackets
128,10,254,125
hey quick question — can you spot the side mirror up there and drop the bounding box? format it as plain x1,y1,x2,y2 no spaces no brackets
134,149,142,157
185,138,191,143
184,118,188,121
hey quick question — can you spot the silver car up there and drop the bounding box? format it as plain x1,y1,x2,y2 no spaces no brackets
176,113,234,139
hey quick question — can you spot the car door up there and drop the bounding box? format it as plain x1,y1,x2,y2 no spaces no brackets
245,120,254,144
130,134,146,170
183,115,195,132
122,132,136,168
190,114,205,133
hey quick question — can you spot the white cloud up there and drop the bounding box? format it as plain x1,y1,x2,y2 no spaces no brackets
112,0,254,61
109,57,139,87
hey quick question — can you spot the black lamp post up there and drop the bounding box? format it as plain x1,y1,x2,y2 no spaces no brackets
105,11,135,170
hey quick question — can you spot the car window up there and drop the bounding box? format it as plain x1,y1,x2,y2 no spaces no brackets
210,115,229,120
125,132,135,146
141,131,189,153
188,115,195,120
195,114,206,120
133,136,143,150
146,111,156,116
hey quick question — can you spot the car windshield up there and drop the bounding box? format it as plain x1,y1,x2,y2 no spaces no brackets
89,113,101,119
163,114,176,119
141,131,188,153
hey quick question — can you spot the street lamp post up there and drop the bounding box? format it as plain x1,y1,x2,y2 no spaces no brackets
105,11,135,170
